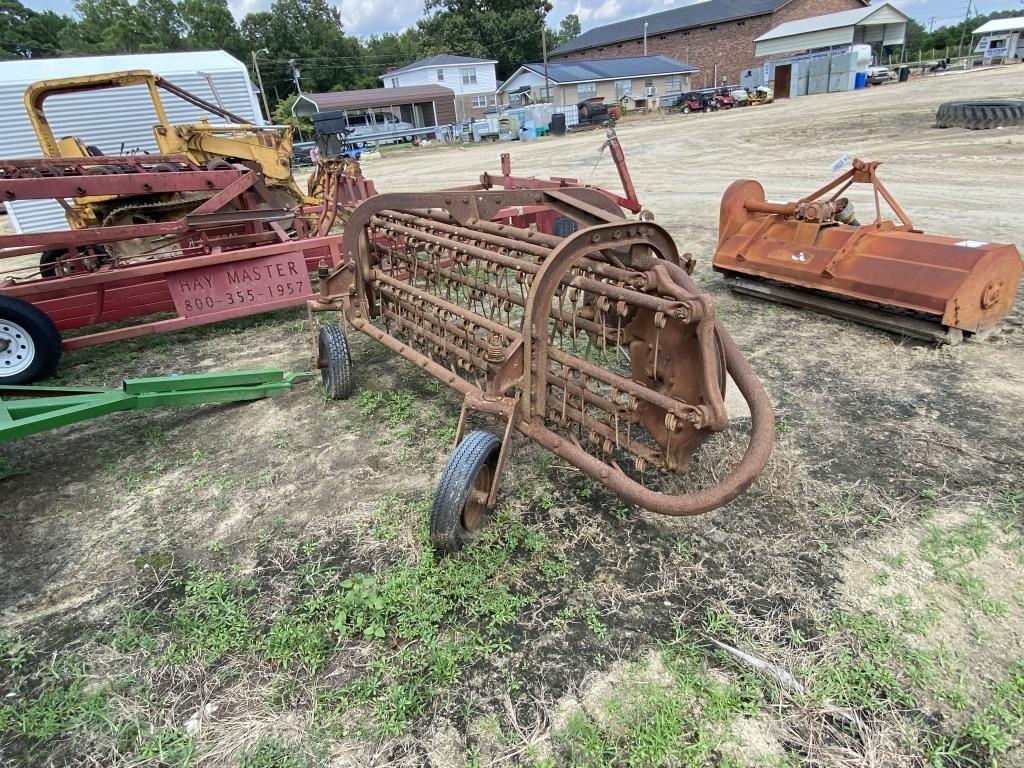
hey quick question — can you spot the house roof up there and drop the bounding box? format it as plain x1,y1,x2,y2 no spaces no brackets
294,84,454,114
381,54,497,79
973,16,1024,35
550,0,793,55
754,3,906,42
498,55,697,91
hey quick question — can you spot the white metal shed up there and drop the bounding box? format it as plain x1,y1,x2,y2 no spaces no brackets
0,50,263,234
754,3,908,58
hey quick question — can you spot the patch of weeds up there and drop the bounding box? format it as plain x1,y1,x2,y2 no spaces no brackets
798,608,968,717
559,638,761,767
238,737,312,768
925,661,1024,766
163,570,254,665
921,513,1006,615
701,606,738,638
581,603,609,642
0,638,127,763
355,389,384,415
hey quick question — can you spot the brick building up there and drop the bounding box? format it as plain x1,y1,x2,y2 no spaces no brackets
549,0,868,88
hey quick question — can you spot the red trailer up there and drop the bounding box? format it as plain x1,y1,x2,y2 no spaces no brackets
0,155,374,383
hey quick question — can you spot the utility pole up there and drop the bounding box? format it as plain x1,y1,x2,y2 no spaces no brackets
928,16,936,32
542,21,550,103
289,58,302,94
957,0,972,57
251,50,271,122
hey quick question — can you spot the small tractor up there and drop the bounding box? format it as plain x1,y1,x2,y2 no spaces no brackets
21,70,312,266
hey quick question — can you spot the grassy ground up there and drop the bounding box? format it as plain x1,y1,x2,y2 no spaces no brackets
1,67,1023,767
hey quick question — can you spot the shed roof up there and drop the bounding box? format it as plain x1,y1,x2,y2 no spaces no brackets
499,55,696,91
754,2,906,42
0,50,248,82
973,16,1024,34
382,54,497,78
550,0,792,55
294,84,455,114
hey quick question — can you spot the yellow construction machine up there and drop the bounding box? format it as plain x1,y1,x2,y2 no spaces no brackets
23,70,312,235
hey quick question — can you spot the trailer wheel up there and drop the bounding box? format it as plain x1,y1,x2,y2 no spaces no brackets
318,323,353,399
431,430,501,553
0,296,61,384
682,105,692,114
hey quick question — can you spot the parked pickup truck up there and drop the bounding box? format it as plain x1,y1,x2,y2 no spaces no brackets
866,65,891,85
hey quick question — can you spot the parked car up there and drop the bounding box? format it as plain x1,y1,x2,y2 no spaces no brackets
866,65,891,85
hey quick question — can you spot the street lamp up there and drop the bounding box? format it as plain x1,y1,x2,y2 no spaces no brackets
251,48,271,122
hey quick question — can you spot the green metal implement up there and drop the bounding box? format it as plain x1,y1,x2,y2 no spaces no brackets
0,369,311,442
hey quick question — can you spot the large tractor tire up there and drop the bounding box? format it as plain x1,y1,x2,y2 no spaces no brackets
936,100,1024,130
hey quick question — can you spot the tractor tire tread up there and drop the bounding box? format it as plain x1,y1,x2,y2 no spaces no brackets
936,100,1024,130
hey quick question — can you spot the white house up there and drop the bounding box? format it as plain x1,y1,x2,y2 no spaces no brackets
0,50,262,234
381,54,498,121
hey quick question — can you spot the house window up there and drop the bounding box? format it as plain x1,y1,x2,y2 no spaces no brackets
577,82,597,99
666,75,683,92
390,78,398,87
472,95,488,108
491,94,498,106
437,68,445,81
614,79,631,100
461,67,477,85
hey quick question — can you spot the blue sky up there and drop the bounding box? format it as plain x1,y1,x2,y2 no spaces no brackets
22,0,1024,39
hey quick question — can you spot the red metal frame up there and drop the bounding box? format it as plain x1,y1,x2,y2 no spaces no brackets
0,156,373,352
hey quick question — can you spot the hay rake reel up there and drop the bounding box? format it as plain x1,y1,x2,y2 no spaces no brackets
309,188,774,551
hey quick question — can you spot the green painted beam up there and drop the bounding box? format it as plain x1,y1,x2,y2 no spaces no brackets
0,369,310,443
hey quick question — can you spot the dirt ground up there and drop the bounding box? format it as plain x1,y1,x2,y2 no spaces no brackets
1,67,1022,767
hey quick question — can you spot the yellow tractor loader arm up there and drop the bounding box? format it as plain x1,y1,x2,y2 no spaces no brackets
22,69,313,230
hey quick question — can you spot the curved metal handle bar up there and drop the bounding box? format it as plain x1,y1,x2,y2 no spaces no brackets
523,229,775,517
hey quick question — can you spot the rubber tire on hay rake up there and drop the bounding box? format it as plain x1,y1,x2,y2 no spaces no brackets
318,323,354,400
431,430,501,553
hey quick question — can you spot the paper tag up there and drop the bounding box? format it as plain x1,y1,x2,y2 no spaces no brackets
955,240,989,248
830,154,850,172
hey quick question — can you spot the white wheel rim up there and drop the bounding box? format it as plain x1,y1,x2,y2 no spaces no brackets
0,319,36,377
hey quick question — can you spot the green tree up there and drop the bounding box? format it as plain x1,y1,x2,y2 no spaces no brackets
239,0,365,98
417,0,552,78
1,0,75,59
552,12,580,47
179,0,242,57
